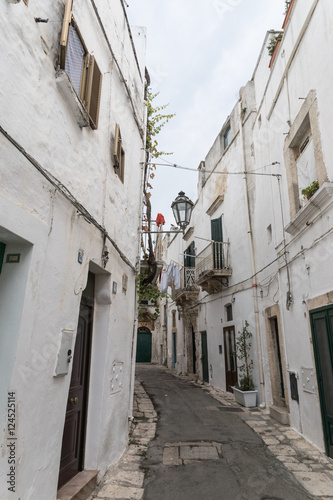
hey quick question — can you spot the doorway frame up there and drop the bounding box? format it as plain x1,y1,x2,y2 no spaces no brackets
264,305,289,411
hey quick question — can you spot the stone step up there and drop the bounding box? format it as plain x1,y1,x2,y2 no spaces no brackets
269,404,290,425
57,470,99,500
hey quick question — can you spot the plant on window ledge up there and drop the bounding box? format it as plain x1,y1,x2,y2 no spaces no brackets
267,33,283,57
301,180,319,200
284,1,291,14
234,321,255,391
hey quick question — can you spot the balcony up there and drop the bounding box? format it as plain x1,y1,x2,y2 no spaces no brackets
196,242,231,294
173,267,199,307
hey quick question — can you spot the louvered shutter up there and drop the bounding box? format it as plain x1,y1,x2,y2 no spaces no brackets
85,56,102,129
114,124,121,165
60,0,73,69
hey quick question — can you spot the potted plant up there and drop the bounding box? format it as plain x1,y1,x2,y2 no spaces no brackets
301,180,319,200
232,321,258,407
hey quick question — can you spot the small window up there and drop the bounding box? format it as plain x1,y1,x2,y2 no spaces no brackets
225,304,233,322
267,224,272,244
218,345,222,355
172,310,176,328
60,0,102,129
223,125,231,149
114,124,125,183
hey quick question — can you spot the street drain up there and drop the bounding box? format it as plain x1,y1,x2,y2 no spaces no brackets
218,407,243,412
163,442,223,466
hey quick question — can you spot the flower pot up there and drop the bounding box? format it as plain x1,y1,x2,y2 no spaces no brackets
231,386,258,408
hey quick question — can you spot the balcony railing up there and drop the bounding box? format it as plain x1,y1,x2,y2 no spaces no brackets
196,241,230,279
173,266,199,304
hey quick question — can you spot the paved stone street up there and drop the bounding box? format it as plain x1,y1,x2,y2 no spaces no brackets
90,365,333,500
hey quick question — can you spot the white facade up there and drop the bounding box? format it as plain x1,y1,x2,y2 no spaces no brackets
0,0,146,498
159,0,333,458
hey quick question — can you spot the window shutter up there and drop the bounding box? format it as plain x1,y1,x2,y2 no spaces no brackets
60,0,73,69
85,56,102,129
114,124,121,165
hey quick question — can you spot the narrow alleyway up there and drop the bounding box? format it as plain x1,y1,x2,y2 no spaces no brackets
136,365,314,500
89,364,333,500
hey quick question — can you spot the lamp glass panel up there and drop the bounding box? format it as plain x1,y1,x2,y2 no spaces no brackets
177,202,186,223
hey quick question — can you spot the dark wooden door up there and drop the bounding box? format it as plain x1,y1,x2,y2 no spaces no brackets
311,307,333,458
224,326,238,392
136,327,152,363
201,331,209,382
58,298,93,488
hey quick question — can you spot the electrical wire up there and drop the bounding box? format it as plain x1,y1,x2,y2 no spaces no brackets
0,125,136,272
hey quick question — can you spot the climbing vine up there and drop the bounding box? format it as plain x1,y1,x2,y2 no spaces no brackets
138,89,175,317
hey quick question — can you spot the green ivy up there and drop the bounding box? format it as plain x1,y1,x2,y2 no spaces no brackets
267,33,283,57
137,272,168,318
146,91,175,158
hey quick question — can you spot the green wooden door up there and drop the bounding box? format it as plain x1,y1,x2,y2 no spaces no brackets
310,307,333,458
136,327,152,363
211,217,223,269
201,331,209,382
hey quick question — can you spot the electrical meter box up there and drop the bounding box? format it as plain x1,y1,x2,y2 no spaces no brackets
54,329,74,377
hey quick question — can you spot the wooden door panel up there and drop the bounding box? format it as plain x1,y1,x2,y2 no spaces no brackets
58,301,93,489
224,327,237,393
311,310,333,458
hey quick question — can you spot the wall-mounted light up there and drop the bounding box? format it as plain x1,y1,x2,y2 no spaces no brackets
141,191,194,236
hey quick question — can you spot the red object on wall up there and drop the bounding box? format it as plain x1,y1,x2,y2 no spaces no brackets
156,213,165,227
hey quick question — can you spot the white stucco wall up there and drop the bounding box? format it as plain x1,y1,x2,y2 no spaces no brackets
158,0,333,456
0,0,146,498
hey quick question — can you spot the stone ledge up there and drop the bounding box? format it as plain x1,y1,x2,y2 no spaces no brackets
269,405,290,425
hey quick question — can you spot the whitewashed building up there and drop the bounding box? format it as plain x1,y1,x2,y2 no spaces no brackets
160,0,333,459
0,0,146,498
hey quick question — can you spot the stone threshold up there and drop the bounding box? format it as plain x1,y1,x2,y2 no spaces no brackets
57,470,99,500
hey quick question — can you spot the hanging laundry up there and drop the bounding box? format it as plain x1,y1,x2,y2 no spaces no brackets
156,213,165,227
160,262,181,292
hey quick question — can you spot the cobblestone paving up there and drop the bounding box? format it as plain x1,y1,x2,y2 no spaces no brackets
89,372,333,499
194,378,333,499
88,379,157,500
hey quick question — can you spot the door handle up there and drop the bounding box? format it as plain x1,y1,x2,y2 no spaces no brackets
70,397,78,404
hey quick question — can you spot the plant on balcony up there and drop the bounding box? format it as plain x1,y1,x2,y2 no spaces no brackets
137,272,168,319
301,180,319,200
284,1,291,14
267,33,283,57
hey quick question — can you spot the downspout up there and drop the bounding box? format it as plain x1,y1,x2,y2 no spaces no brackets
238,99,266,407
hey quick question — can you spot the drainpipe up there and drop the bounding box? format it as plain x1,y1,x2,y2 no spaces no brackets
238,99,266,407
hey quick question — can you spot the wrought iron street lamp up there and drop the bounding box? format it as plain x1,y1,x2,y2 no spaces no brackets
171,191,194,232
140,191,194,235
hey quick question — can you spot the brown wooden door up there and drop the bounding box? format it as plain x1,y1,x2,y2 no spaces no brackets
58,297,93,489
224,326,237,392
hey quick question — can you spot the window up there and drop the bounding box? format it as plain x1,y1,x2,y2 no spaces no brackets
284,90,327,219
225,304,233,322
60,0,102,129
223,125,231,149
114,124,125,182
296,133,317,201
172,310,176,328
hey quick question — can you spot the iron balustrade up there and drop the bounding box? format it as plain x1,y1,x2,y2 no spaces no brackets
196,241,230,279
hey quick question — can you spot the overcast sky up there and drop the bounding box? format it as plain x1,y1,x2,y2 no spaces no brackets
126,1,285,228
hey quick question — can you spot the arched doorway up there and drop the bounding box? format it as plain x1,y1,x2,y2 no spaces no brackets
136,327,152,363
